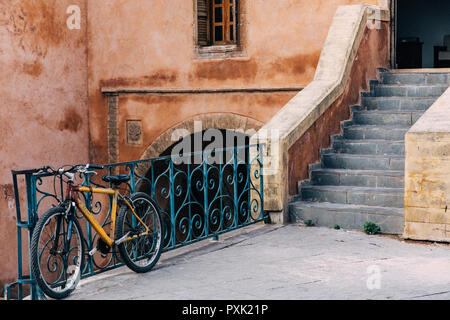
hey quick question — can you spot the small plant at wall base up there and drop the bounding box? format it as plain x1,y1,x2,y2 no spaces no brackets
304,220,315,227
334,224,340,230
363,222,380,235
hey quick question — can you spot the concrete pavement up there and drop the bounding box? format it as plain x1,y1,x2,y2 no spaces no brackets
67,223,450,300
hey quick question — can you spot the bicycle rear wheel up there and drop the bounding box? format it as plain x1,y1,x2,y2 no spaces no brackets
116,192,163,273
30,206,85,299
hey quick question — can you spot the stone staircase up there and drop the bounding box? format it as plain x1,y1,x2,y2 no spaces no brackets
289,69,450,234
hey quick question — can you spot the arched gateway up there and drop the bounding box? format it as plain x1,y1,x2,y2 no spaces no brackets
133,113,264,248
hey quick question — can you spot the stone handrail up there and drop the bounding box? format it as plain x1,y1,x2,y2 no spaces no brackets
250,4,390,223
404,86,450,241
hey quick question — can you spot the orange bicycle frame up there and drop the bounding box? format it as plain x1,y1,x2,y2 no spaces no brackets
66,183,149,247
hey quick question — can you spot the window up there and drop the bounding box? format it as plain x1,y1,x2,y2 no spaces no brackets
197,0,238,46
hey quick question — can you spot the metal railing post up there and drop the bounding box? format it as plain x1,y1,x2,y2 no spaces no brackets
203,154,209,238
233,147,239,228
169,159,176,247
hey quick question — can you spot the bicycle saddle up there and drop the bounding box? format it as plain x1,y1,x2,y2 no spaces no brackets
102,174,130,185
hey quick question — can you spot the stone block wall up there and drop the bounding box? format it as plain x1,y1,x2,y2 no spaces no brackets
404,87,450,242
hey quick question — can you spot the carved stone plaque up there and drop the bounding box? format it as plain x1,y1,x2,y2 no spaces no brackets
127,120,143,145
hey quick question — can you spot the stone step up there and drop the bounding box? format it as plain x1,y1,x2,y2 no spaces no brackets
370,85,448,97
310,168,404,188
300,185,404,208
289,201,404,234
361,96,437,111
321,153,404,170
380,72,450,85
352,110,423,126
343,124,409,140
332,139,404,155
287,70,448,236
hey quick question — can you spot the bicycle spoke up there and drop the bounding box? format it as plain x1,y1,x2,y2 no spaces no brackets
116,193,163,273
31,208,84,299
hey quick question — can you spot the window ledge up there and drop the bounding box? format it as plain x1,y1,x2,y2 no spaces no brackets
196,44,244,59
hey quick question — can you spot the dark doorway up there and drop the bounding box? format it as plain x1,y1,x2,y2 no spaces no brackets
394,0,450,69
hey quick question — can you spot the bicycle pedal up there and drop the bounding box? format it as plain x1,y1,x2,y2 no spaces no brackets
88,247,98,256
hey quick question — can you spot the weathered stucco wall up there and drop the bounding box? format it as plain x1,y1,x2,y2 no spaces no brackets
0,0,384,294
114,92,294,164
404,87,450,242
0,0,89,293
87,0,379,164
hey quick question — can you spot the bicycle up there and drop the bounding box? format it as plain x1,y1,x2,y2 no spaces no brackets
30,164,164,299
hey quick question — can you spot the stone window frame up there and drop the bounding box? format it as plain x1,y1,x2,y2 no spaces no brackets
194,0,246,59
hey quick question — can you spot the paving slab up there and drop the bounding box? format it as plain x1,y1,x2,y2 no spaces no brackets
67,223,450,300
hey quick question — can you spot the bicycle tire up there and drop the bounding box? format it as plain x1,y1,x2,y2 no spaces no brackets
115,192,163,273
30,206,85,299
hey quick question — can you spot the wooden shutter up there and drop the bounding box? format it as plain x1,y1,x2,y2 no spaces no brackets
197,0,209,46
234,0,239,45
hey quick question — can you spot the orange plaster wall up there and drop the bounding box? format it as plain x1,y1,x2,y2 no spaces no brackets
116,91,297,163
0,0,383,293
0,0,89,293
87,0,379,164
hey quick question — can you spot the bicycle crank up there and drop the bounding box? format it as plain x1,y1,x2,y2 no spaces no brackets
114,232,130,245
89,238,111,256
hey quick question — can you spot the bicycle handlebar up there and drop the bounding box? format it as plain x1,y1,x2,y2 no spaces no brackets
38,164,105,180
86,164,104,170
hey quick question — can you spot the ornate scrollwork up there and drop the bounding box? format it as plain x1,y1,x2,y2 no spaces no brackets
29,144,264,281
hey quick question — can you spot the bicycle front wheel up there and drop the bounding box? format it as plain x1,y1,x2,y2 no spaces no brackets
30,206,85,299
116,192,163,273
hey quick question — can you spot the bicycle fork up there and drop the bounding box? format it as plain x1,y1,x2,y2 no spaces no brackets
50,203,72,255
50,206,80,288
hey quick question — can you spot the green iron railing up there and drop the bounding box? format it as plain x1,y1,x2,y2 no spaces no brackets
4,143,266,300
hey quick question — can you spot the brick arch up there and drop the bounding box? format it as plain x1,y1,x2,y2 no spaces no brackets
135,113,263,177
